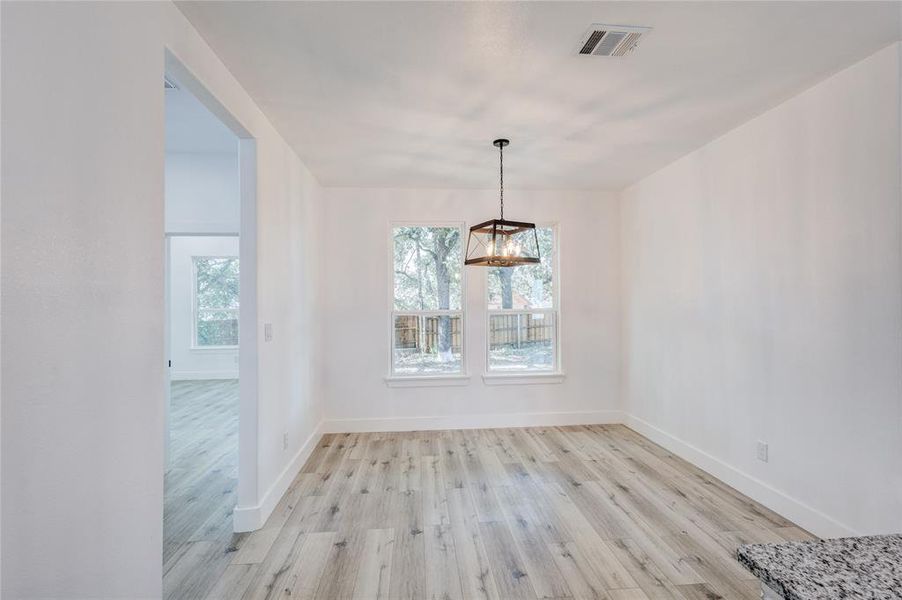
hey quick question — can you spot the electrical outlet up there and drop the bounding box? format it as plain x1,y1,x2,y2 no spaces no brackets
264,323,273,342
283,433,289,450
757,441,769,463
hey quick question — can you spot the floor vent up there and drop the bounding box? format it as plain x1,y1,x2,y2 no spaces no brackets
577,24,651,57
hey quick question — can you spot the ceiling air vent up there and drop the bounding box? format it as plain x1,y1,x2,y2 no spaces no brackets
578,24,651,57
164,76,179,90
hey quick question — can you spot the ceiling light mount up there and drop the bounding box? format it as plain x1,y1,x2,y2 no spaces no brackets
465,139,540,268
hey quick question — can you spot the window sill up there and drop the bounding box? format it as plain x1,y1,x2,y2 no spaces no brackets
482,372,566,385
189,346,239,353
384,374,471,388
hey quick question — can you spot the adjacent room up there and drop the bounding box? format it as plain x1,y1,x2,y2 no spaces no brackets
164,74,243,594
2,2,901,599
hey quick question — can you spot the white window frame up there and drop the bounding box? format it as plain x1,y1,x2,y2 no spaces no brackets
191,255,240,350
387,222,468,385
484,223,562,381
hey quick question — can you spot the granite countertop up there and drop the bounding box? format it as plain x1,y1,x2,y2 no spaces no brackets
737,534,902,600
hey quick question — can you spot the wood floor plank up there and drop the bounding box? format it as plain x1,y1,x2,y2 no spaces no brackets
606,537,693,600
608,589,652,600
470,480,506,523
312,530,367,599
502,515,573,597
388,490,428,600
398,452,422,492
425,524,464,600
423,454,451,527
581,482,705,586
447,487,502,600
662,532,759,600
283,531,336,599
352,528,395,600
203,563,259,600
478,520,539,600
164,541,229,600
547,541,611,600
230,527,281,565
439,433,467,490
165,420,812,599
566,480,637,541
241,528,309,600
674,583,728,600
537,483,637,590
488,428,524,464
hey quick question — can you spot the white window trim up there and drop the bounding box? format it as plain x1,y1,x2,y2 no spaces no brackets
484,223,562,380
388,222,468,382
191,255,240,350
482,372,566,385
384,374,472,388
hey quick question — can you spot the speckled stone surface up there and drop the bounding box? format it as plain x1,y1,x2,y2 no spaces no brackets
737,534,902,600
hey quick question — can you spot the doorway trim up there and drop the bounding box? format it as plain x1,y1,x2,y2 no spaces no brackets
164,49,259,532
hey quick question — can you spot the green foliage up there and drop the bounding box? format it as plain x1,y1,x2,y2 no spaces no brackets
197,316,239,347
196,257,240,310
487,227,554,309
393,226,461,311
195,257,239,347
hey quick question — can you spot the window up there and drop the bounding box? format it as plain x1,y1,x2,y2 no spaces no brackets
193,256,239,347
391,225,463,375
486,226,557,372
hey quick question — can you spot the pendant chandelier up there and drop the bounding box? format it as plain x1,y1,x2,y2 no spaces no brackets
464,139,541,267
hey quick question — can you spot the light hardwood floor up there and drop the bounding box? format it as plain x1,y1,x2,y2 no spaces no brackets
167,416,814,599
164,379,240,599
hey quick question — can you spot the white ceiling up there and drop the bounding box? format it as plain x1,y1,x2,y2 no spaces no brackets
165,82,237,154
176,1,901,190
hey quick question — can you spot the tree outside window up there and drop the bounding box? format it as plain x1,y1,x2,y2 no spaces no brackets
194,256,239,347
392,226,463,375
486,227,557,372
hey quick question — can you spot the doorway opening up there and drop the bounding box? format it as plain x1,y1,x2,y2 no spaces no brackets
165,238,240,525
163,52,257,597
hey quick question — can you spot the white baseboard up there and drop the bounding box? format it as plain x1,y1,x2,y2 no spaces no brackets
322,410,625,433
624,414,857,539
171,370,239,381
232,420,324,532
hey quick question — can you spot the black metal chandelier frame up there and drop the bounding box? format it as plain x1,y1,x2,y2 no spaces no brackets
464,139,541,267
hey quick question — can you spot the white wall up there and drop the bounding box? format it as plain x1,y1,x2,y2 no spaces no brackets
169,236,240,380
165,152,240,234
1,2,323,597
621,43,902,537
320,188,621,430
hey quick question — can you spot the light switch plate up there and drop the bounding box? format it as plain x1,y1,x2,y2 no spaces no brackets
264,323,273,342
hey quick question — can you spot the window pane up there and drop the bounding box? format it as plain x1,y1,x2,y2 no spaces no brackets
195,257,240,310
487,227,553,310
393,314,462,375
195,257,239,347
488,313,554,371
197,310,239,346
393,226,462,311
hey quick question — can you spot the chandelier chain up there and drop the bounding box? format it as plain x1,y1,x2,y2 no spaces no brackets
499,143,504,221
